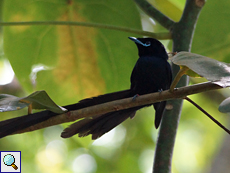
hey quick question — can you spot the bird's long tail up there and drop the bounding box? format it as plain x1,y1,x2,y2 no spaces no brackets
61,106,144,139
62,101,167,139
0,89,132,139
154,101,166,128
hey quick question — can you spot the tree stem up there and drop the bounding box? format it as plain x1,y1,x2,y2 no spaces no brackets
152,0,205,172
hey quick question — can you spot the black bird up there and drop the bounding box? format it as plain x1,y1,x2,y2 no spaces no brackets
0,37,172,140
61,37,172,139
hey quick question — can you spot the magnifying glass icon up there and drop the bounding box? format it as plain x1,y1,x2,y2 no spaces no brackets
3,154,18,170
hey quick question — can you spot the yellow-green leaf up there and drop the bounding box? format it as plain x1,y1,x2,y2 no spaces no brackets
3,0,142,105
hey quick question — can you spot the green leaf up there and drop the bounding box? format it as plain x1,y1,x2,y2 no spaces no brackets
172,52,230,87
192,1,230,63
153,0,184,21
21,90,67,113
3,0,142,105
219,97,230,113
0,91,67,113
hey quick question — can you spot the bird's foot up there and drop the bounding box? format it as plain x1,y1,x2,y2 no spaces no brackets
132,94,139,101
158,89,163,93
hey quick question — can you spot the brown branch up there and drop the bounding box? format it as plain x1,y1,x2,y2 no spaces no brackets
16,82,221,135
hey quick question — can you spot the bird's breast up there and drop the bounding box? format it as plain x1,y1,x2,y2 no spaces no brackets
130,56,170,95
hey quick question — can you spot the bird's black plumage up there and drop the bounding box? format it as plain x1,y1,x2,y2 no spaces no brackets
0,37,172,140
61,37,172,139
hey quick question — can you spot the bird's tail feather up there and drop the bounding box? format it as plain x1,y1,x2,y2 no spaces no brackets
61,106,143,139
0,111,56,138
154,101,166,129
0,89,132,139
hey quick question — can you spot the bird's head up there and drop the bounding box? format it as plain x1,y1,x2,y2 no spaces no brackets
128,37,168,60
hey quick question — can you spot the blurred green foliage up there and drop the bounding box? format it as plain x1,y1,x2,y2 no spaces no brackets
1,0,230,173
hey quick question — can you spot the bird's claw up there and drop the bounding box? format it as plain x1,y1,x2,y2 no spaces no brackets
158,89,163,93
132,94,139,101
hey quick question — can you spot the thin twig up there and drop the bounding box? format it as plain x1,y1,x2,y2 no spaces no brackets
0,21,171,40
185,96,230,135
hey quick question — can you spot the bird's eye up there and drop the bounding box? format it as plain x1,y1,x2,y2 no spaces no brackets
144,41,151,47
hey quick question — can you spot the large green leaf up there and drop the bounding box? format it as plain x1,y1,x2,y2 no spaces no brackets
192,0,230,62
3,0,142,105
172,52,230,87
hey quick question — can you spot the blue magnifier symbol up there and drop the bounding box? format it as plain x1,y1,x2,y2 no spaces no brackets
3,154,18,170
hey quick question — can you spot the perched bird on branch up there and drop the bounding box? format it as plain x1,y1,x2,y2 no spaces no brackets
0,37,172,140
61,37,172,139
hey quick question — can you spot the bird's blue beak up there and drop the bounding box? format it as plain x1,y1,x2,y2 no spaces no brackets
128,37,151,47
